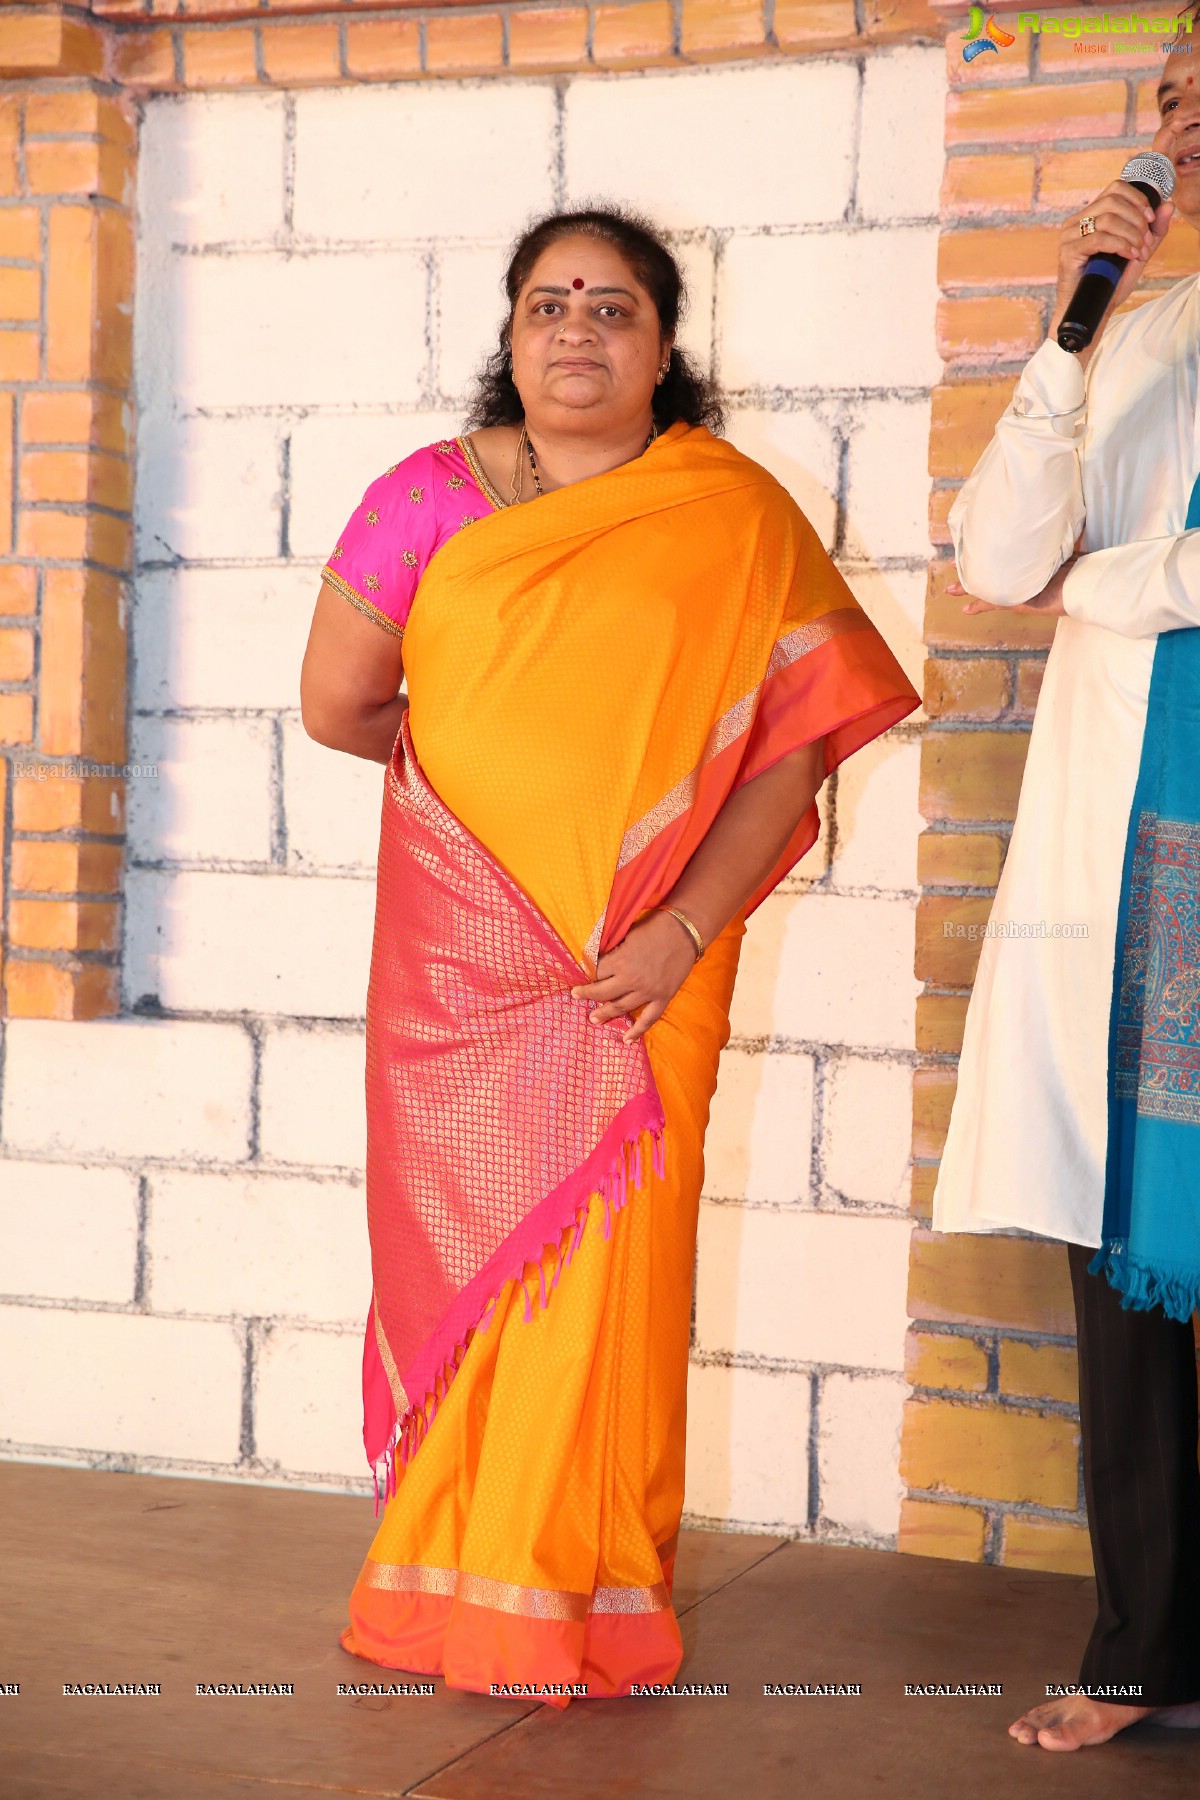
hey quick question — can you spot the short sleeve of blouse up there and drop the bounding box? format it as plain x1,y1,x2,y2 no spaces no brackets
320,447,443,638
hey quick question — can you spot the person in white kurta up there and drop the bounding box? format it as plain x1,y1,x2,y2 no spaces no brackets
932,51,1200,1754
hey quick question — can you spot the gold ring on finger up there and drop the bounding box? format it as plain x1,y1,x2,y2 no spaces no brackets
1079,215,1097,238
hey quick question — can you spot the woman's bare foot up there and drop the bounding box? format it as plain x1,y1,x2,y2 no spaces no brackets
1009,1696,1152,1750
1011,1694,1200,1748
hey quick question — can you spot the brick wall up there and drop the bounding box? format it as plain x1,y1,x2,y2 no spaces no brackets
900,7,1198,1577
0,4,948,1535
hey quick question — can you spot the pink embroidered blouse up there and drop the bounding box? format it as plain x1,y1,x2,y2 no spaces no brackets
320,438,501,639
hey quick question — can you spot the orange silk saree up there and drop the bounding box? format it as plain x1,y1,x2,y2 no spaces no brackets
341,421,918,1704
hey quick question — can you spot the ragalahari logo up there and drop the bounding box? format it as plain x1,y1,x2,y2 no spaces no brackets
961,7,1018,56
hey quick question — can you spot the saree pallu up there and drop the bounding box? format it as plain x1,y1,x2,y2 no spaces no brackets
342,422,917,1702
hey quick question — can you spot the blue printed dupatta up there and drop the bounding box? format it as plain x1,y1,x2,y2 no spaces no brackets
1092,476,1200,1320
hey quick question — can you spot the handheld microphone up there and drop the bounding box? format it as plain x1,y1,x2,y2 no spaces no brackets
1056,151,1176,355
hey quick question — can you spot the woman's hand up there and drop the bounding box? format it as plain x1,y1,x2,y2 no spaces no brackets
951,560,1073,618
570,911,698,1044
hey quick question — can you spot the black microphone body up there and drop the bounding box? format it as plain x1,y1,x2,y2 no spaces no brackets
1056,152,1176,356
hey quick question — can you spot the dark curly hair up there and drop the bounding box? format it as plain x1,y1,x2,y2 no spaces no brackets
464,205,725,435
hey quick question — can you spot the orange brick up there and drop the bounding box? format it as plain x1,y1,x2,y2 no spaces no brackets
901,1397,1080,1508
0,13,105,79
0,626,34,681
773,0,858,49
899,1497,988,1564
912,1064,957,1160
0,206,40,260
0,390,11,556
939,224,1062,289
909,1229,1077,1335
18,509,89,561
906,1328,990,1393
261,22,341,85
937,295,1044,364
86,511,133,573
1001,1515,1092,1577
929,379,1014,477
11,838,123,895
39,567,127,759
21,390,132,456
94,207,135,391
0,693,34,744
0,96,19,200
425,12,504,75
20,449,132,512
682,0,766,58
344,20,421,79
915,991,970,1057
924,654,1011,720
861,0,942,41
929,487,956,548
0,265,41,322
926,561,1060,651
593,2,675,67
0,332,40,382
508,7,590,70
1015,657,1046,715
23,91,137,151
3,957,119,1019
910,1162,939,1219
918,830,1005,889
11,771,124,834
999,1339,1079,1406
920,729,1031,825
943,153,1037,218
947,81,1127,146
46,203,95,383
109,27,176,89
0,566,37,615
181,27,259,88
24,139,133,205
9,897,120,953
1038,145,1132,213
915,894,994,986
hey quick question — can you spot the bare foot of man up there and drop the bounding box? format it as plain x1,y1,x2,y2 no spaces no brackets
1010,1695,1200,1748
1009,1697,1152,1750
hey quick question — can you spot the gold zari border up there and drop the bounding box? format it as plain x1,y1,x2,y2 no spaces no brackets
361,1560,673,1621
321,566,405,640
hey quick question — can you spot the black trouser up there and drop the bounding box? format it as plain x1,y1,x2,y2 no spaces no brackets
1069,1242,1200,1706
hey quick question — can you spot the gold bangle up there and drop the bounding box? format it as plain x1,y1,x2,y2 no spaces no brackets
657,905,705,961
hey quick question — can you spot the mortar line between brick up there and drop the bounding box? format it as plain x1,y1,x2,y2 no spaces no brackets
282,91,297,238
806,1370,821,1530
240,1319,257,1462
133,1174,150,1307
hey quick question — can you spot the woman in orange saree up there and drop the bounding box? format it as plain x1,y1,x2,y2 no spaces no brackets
301,207,918,1708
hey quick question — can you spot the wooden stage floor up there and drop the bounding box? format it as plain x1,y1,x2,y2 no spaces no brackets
0,1463,1192,1798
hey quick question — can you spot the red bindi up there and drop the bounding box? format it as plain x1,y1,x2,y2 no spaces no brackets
572,277,585,289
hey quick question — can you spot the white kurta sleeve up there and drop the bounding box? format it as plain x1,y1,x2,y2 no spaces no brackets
949,339,1087,606
1061,530,1200,637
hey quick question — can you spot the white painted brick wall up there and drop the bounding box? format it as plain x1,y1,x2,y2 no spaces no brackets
258,1024,367,1170
124,870,374,1016
282,719,384,873
130,716,276,866
0,1305,244,1463
2,1020,253,1162
565,66,858,229
0,1164,139,1304
694,1207,913,1373
149,1171,367,1322
684,1361,810,1530
2,50,947,1539
254,1324,366,1482
817,1372,907,1540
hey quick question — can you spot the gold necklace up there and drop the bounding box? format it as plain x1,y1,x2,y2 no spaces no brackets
512,420,659,505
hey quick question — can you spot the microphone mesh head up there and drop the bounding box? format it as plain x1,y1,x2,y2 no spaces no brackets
1119,150,1176,200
